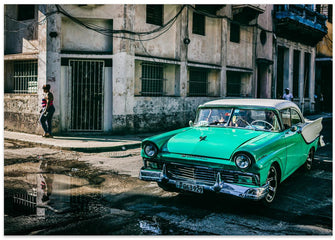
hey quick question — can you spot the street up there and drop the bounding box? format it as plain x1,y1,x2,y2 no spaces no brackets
4,118,332,235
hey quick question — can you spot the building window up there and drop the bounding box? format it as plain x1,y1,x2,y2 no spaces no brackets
227,71,242,97
17,5,35,21
146,5,163,26
141,62,164,96
10,60,38,94
192,12,205,36
189,68,208,96
230,22,240,43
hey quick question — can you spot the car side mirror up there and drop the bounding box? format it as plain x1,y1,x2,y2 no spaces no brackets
291,126,297,131
291,126,301,134
189,120,194,127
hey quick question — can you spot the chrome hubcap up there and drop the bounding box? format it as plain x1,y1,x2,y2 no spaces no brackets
265,166,277,203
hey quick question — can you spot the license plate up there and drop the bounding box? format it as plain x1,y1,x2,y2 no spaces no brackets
176,182,204,194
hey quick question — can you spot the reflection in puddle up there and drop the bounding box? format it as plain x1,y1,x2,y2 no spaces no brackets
5,159,103,218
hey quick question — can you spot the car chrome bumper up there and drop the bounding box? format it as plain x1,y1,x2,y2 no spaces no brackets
139,168,269,200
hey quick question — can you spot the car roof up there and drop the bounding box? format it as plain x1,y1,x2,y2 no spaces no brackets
201,98,300,111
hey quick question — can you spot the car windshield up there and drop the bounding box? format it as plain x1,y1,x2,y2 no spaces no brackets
195,107,281,132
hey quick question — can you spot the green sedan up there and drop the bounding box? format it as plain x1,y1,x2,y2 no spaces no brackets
139,99,324,204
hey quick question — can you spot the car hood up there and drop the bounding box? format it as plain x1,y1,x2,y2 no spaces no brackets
166,127,264,160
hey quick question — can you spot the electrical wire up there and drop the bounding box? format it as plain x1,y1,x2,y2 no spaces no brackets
55,4,186,39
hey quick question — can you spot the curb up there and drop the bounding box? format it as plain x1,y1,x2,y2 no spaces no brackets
4,136,142,153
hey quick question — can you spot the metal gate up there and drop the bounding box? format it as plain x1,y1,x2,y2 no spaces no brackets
69,59,104,131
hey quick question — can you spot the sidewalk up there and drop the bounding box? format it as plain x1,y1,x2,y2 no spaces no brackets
4,130,152,152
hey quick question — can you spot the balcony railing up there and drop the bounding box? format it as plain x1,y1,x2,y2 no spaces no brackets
274,5,327,33
274,5,328,45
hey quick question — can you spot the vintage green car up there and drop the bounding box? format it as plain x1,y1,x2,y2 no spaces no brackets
139,99,324,204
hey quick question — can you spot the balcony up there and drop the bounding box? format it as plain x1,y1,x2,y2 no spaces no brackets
274,5,327,46
232,5,265,24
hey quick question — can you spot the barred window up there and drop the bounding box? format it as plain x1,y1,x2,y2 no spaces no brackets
141,62,164,96
12,60,38,94
146,5,163,26
189,68,208,96
227,71,242,97
230,22,240,43
192,12,205,36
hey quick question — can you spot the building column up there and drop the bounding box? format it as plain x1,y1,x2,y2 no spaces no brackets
220,18,228,97
288,47,294,91
309,48,316,112
283,47,292,92
112,5,136,131
46,5,61,131
298,50,305,110
179,6,189,98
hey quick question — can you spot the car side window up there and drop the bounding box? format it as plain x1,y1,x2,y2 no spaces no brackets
291,109,303,125
280,109,291,129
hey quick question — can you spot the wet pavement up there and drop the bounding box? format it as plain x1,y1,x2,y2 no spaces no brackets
3,117,333,235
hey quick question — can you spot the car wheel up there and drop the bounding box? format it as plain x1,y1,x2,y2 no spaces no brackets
262,165,278,205
304,149,314,171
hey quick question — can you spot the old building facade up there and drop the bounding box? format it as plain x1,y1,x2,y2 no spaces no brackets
4,4,329,134
315,4,333,112
272,5,328,113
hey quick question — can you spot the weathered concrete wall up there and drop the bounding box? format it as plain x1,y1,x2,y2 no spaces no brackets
187,9,222,65
112,97,219,133
61,18,113,52
4,5,38,54
256,5,273,61
134,5,179,60
227,24,253,69
3,94,59,134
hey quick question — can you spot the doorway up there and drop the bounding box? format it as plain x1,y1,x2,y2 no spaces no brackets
69,59,104,131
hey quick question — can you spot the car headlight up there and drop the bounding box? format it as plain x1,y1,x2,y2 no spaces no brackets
234,153,252,169
144,142,158,158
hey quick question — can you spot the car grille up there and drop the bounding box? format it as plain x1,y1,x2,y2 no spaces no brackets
166,163,257,186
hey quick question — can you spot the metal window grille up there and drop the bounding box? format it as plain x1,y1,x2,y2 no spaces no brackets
227,71,242,97
69,59,104,131
192,12,205,36
12,60,38,94
189,68,208,96
141,62,165,96
146,5,163,26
